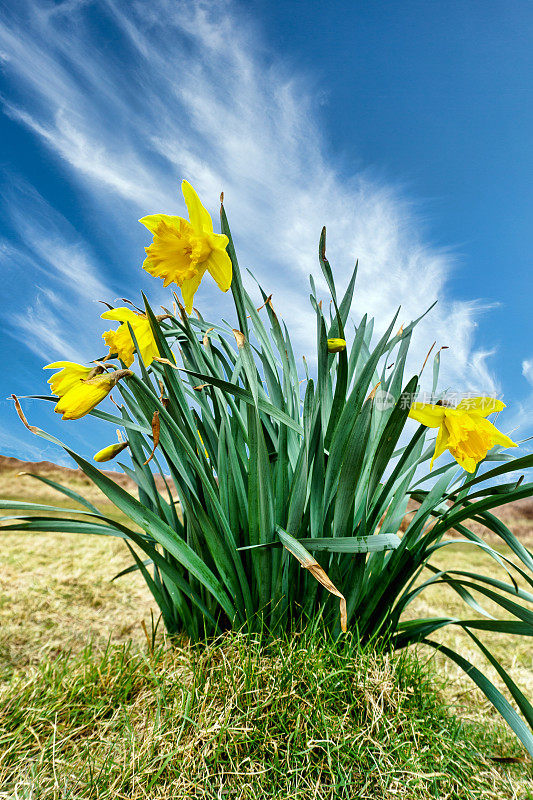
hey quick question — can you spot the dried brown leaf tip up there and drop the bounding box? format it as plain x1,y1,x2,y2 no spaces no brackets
12,395,42,436
153,357,178,369
420,341,436,376
232,329,246,348
256,294,273,312
158,380,170,409
367,381,381,401
203,328,214,348
143,411,160,465
283,543,347,633
109,394,122,410
307,562,348,633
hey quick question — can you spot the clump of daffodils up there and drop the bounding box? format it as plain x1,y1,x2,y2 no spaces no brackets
8,179,533,757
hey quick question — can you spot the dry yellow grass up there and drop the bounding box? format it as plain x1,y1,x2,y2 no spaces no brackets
0,466,153,672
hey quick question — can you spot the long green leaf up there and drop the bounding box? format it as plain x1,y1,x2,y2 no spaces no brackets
422,639,533,757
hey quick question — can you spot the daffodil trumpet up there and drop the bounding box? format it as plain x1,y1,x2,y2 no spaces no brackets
139,180,232,314
409,396,517,473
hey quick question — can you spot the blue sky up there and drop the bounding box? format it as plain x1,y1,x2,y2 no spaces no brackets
0,0,531,464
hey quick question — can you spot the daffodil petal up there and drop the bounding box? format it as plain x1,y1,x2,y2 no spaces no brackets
449,450,478,473
139,214,183,235
101,307,139,323
206,247,232,292
45,362,94,396
477,417,518,450
408,402,446,428
456,396,506,416
135,321,160,366
181,180,214,234
181,268,207,315
103,315,159,368
491,430,518,449
44,361,83,370
102,327,135,367
441,410,516,472
430,423,449,469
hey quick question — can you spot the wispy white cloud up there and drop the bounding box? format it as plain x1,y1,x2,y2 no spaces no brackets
6,183,110,299
1,182,113,361
0,0,500,397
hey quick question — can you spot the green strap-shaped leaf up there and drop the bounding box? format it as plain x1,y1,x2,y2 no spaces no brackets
296,533,401,553
16,473,103,515
367,375,419,503
220,202,249,337
9,401,238,623
238,533,400,553
0,500,106,516
422,638,533,758
0,517,132,538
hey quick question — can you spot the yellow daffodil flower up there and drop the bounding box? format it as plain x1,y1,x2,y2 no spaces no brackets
101,308,160,367
327,338,346,353
409,396,517,473
93,441,129,462
44,362,132,420
139,180,232,314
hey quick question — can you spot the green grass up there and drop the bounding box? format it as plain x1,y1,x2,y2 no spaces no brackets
0,630,530,800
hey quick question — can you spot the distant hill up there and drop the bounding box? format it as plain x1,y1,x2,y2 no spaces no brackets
0,454,172,494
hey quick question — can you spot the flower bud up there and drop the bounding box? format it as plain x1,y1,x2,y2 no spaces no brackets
327,338,346,354
93,441,129,462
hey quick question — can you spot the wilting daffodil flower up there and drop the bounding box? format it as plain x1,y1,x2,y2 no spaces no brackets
102,308,159,367
94,441,129,462
327,338,346,353
139,180,232,314
409,396,517,473
44,362,132,420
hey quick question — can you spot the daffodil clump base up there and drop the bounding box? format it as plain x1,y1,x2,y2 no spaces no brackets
5,182,533,756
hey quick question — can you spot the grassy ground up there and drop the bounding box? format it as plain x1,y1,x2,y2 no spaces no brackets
1,470,532,798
